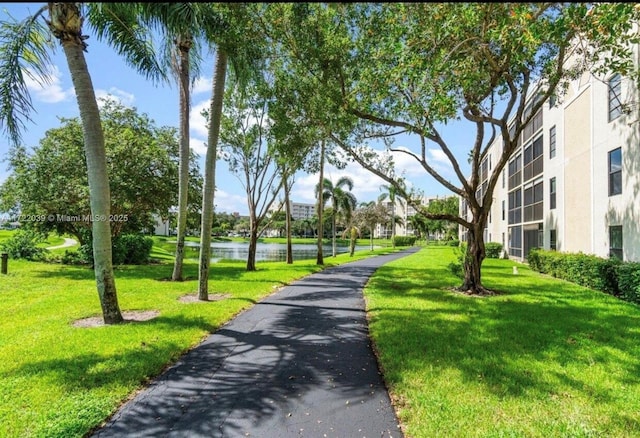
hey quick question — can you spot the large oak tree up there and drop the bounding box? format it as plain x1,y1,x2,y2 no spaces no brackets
263,2,640,294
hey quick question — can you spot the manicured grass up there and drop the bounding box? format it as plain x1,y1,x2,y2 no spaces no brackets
0,242,402,437
364,246,640,438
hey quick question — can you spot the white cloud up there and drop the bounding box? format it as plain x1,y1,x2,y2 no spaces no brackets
192,77,212,95
291,162,388,207
24,66,72,103
214,188,247,215
190,98,210,138
190,137,208,158
95,88,135,108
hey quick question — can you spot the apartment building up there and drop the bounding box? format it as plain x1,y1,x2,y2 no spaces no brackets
464,57,640,262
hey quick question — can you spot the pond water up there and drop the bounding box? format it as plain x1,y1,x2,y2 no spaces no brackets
182,240,373,262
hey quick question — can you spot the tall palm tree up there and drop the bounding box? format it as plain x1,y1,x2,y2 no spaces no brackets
124,3,211,282
318,176,357,257
0,3,162,324
197,3,263,298
378,183,405,248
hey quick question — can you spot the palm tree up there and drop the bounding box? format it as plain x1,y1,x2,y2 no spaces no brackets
378,183,405,248
318,176,357,257
197,4,265,297
0,3,162,324
124,3,212,282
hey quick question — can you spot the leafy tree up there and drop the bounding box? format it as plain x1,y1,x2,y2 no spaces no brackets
1,99,201,246
317,176,357,257
354,201,392,251
220,81,283,271
264,3,640,295
0,3,162,324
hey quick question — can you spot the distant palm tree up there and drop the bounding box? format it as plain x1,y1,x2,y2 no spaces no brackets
317,176,357,257
378,183,405,248
0,3,162,324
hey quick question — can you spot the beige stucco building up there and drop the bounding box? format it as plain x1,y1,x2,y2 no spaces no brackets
467,55,640,262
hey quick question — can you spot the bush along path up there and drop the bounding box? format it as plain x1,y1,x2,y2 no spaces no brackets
90,248,419,438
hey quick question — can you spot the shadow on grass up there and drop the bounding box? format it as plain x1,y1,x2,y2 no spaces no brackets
367,258,640,405
87,299,396,437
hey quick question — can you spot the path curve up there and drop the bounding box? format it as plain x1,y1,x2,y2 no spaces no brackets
91,247,420,438
46,237,77,250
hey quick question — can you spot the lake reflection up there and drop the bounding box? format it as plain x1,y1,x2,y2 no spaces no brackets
183,241,372,262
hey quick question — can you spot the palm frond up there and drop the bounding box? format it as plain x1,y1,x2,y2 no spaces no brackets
0,7,53,146
85,3,167,85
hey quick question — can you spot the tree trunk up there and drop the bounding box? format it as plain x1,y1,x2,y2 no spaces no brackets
58,13,123,324
369,227,374,251
331,213,338,257
284,172,293,264
459,223,492,295
316,140,325,265
172,37,192,282
391,204,396,249
198,49,228,300
247,221,258,272
349,229,356,256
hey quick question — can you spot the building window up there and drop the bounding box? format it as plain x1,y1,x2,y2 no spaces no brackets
549,126,556,159
502,200,505,221
509,225,522,258
523,180,544,222
550,229,557,251
549,93,557,108
550,177,556,210
523,135,544,182
608,73,622,122
608,147,622,196
609,225,623,260
508,189,522,225
508,153,522,190
502,169,506,189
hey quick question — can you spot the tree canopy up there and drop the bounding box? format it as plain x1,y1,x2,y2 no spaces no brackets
0,98,202,244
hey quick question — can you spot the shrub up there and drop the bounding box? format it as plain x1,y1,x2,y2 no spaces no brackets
393,236,417,247
616,262,640,303
527,249,621,297
448,239,460,247
0,229,48,261
485,242,503,259
61,249,87,265
447,242,467,279
79,233,154,265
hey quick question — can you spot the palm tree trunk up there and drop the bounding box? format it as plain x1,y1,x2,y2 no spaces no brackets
316,140,325,265
198,49,228,300
172,37,192,282
59,23,123,324
332,214,337,257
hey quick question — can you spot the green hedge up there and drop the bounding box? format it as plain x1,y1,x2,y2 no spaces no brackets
485,242,503,259
616,262,640,303
78,233,154,265
393,236,417,246
527,249,640,303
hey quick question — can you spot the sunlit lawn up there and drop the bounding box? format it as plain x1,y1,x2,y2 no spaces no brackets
0,238,401,437
364,246,640,438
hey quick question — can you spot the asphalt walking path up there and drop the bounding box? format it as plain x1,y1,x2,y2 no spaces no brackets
91,247,420,438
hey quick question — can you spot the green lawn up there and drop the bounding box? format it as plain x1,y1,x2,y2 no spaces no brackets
364,246,640,438
0,238,401,437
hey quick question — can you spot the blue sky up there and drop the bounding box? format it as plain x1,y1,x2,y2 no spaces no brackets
0,3,471,216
